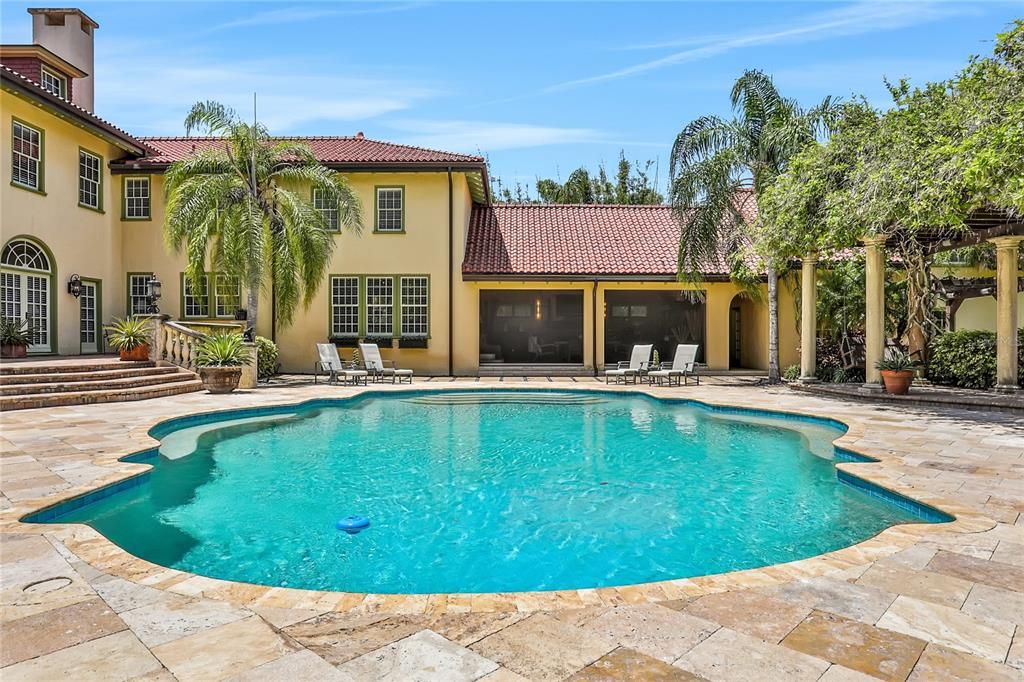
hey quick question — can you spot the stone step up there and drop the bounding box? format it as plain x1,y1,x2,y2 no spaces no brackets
0,359,155,376
0,370,196,396
0,365,181,386
1,376,204,411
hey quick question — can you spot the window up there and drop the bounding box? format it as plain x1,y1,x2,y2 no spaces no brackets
312,188,339,232
375,187,404,232
400,277,428,337
124,177,150,219
330,277,359,337
127,273,152,315
182,274,210,318
366,276,393,336
78,149,101,209
11,121,42,191
40,67,67,98
214,275,241,318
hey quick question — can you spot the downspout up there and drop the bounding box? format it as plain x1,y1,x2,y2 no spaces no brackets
447,168,454,377
592,279,599,377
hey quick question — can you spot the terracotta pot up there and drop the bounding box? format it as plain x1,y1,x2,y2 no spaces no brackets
199,366,242,394
119,344,150,362
880,369,914,395
1,344,28,359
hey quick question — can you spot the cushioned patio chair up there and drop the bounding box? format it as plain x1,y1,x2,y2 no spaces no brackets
647,344,700,387
359,343,413,384
604,344,653,384
315,343,367,386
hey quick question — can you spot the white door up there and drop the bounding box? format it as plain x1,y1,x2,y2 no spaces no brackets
1,271,51,353
80,281,98,353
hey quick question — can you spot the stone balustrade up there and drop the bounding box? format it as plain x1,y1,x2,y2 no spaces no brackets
148,316,258,389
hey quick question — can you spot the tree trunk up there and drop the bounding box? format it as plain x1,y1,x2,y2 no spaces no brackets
246,285,260,337
767,266,781,383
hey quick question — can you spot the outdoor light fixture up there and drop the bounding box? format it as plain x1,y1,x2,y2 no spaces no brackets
67,274,82,298
146,274,162,314
535,298,542,320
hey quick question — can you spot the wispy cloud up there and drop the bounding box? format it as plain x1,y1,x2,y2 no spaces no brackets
544,2,977,93
213,2,427,31
384,120,607,152
93,46,440,133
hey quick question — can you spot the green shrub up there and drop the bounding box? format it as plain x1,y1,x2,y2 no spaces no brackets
105,316,151,351
255,336,279,380
0,318,31,347
196,331,251,367
783,364,800,381
927,329,1024,389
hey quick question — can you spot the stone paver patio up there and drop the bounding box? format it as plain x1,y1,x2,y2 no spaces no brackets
1,377,1022,681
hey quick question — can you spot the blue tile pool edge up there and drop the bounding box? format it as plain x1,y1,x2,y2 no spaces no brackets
20,387,952,526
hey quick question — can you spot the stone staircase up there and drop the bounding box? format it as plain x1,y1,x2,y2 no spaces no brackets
0,357,202,411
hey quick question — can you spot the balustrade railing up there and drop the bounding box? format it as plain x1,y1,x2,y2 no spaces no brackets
149,318,257,388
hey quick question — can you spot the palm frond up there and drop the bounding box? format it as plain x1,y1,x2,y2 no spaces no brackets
184,101,238,137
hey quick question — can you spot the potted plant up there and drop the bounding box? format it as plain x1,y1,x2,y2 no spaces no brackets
875,352,917,395
105,316,152,361
196,331,251,394
0,318,31,358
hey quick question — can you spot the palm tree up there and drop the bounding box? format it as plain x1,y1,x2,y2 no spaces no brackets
164,101,361,336
669,70,835,382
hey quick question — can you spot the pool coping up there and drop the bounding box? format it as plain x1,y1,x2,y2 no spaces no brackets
0,382,998,615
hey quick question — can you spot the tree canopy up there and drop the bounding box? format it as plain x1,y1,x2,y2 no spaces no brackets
754,20,1024,260
492,152,664,204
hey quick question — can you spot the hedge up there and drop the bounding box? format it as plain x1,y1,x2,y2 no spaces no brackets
927,329,1024,389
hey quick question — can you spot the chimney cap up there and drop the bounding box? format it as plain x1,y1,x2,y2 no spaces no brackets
27,8,100,30
355,131,364,140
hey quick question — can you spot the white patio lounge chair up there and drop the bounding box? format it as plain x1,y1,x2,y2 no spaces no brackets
359,343,413,384
648,344,700,386
314,343,367,386
605,344,653,384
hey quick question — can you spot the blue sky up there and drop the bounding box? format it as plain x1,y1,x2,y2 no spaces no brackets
2,1,1021,193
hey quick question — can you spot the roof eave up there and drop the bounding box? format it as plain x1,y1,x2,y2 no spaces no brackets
1,70,151,156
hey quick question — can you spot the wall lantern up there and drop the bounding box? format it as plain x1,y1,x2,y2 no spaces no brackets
67,274,82,298
146,274,162,313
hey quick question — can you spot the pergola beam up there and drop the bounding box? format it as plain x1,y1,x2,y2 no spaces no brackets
920,223,1023,255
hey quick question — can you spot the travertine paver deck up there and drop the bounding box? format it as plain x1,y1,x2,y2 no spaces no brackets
1,376,1022,681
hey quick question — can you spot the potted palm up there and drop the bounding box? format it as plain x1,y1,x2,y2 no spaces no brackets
196,331,251,394
875,352,917,395
0,318,31,358
105,317,152,361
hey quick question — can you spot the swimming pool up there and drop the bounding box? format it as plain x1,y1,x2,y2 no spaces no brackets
29,390,950,593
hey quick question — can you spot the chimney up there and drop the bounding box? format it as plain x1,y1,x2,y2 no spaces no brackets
28,8,98,111
355,131,364,140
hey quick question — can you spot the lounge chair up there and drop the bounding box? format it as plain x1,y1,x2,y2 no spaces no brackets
604,344,653,384
648,344,700,386
314,343,367,386
359,343,413,384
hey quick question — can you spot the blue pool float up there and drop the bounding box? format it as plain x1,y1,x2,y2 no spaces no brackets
336,515,370,534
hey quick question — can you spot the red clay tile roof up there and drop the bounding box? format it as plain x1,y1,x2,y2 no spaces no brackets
114,136,485,168
463,193,758,279
0,64,155,155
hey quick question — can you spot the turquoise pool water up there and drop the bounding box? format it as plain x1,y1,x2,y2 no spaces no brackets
33,391,946,593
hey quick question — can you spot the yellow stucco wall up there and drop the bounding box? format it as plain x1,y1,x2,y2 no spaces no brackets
1,90,125,355
955,292,1024,332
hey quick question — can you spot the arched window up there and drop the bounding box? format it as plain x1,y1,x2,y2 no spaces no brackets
1,238,53,352
2,239,51,272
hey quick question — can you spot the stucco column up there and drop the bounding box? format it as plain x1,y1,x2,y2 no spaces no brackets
990,235,1023,393
862,236,887,390
799,253,818,382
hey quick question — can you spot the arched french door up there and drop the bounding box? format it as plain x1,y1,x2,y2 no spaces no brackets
1,238,54,353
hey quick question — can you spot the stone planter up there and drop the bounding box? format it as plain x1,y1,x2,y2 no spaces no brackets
119,344,150,362
880,369,914,395
1,344,28,359
199,366,242,394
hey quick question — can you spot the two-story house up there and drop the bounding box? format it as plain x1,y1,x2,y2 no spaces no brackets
2,7,805,376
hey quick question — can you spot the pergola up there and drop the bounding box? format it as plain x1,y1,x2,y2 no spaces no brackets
797,211,1024,392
